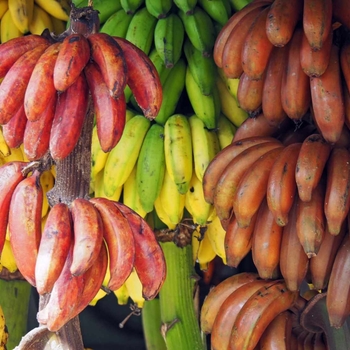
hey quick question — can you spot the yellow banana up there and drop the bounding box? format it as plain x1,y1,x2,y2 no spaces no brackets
1,9,23,43
196,226,216,270
154,196,177,230
8,0,33,33
217,113,237,149
3,147,24,163
124,268,145,308
0,239,17,273
91,124,109,180
0,305,8,349
29,4,54,35
94,169,123,201
206,215,227,264
217,67,240,99
114,282,130,306
19,144,30,162
0,1,8,20
0,128,10,157
40,169,55,218
34,0,70,21
50,14,66,35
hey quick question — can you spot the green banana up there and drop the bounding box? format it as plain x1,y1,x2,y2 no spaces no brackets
185,66,220,129
145,0,173,18
198,0,229,26
229,0,251,11
173,0,197,14
148,48,173,85
136,123,166,213
155,58,187,126
183,37,217,96
100,8,134,38
120,0,144,14
125,6,157,54
178,6,216,57
154,13,185,68
164,114,193,195
103,115,151,197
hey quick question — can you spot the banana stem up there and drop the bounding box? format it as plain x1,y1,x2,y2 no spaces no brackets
159,242,204,350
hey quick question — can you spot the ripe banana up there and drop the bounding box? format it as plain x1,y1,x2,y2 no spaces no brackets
0,128,10,157
0,305,8,349
90,124,109,180
34,0,70,21
205,215,226,264
0,239,17,273
0,9,23,43
195,226,217,270
124,268,145,308
28,3,53,35
8,0,33,34
216,113,236,149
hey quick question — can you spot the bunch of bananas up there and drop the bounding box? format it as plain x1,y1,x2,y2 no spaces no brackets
215,0,350,145
0,306,8,350
0,0,69,43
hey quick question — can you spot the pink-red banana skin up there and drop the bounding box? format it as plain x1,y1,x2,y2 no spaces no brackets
8,170,43,287
114,202,166,300
49,73,89,160
53,33,90,92
35,203,73,295
69,198,104,277
114,37,163,119
24,42,61,122
0,35,50,78
87,33,127,99
0,161,27,255
90,197,135,291
0,44,50,125
2,104,27,148
84,61,126,153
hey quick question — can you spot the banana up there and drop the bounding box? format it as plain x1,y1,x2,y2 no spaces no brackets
113,37,162,119
310,44,345,144
35,202,73,295
136,123,165,213
0,0,8,19
154,13,184,69
90,124,109,180
0,9,23,43
0,128,10,157
196,226,216,270
125,6,157,55
185,66,220,130
120,0,144,14
24,42,60,122
49,74,89,160
90,198,135,291
28,3,53,35
200,272,260,334
0,305,8,349
100,8,133,38
230,280,298,349
103,115,151,196
216,113,236,149
326,233,350,328
113,282,130,306
154,57,187,126
115,202,166,300
3,146,24,163
324,147,350,235
8,170,43,286
0,239,17,273
178,6,216,57
198,0,228,26
145,0,172,18
2,106,27,151
184,37,217,96
265,0,302,47
217,67,239,99
8,0,33,34
164,114,193,194
85,61,126,152
295,133,331,203
87,33,127,99
211,279,278,349
40,169,54,218
154,195,177,230
205,215,226,264
50,14,66,35
34,0,70,21
266,142,302,227
148,47,172,85
93,168,123,201
124,268,145,308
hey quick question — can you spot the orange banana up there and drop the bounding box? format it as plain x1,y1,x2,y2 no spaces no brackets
53,33,90,92
0,161,27,254
84,61,126,153
24,42,61,122
114,37,162,119
49,73,89,160
281,28,311,122
324,147,350,235
8,170,43,286
303,0,333,50
266,142,302,226
261,46,288,127
241,6,274,80
279,198,309,292
203,135,278,205
200,272,260,334
35,202,73,295
251,198,283,279
69,198,104,277
229,280,298,350
326,233,350,328
296,180,326,257
0,43,49,125
114,202,166,300
309,224,346,290
295,133,331,203
2,104,27,148
87,32,127,99
265,0,302,47
89,197,135,292
310,44,345,144
232,146,285,228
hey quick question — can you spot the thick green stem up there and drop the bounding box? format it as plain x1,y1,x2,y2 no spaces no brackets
159,242,204,350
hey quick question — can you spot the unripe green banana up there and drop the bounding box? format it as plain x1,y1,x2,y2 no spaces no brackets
136,123,166,213
198,0,229,26
125,6,157,54
145,0,173,18
154,13,185,68
229,0,251,11
173,0,197,14
183,37,216,96
178,6,216,57
155,58,187,126
148,48,173,85
100,8,133,38
120,0,144,14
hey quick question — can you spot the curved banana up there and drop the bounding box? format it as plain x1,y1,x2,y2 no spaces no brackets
8,0,33,34
34,0,70,21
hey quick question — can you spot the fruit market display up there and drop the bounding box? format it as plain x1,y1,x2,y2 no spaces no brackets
0,0,349,349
